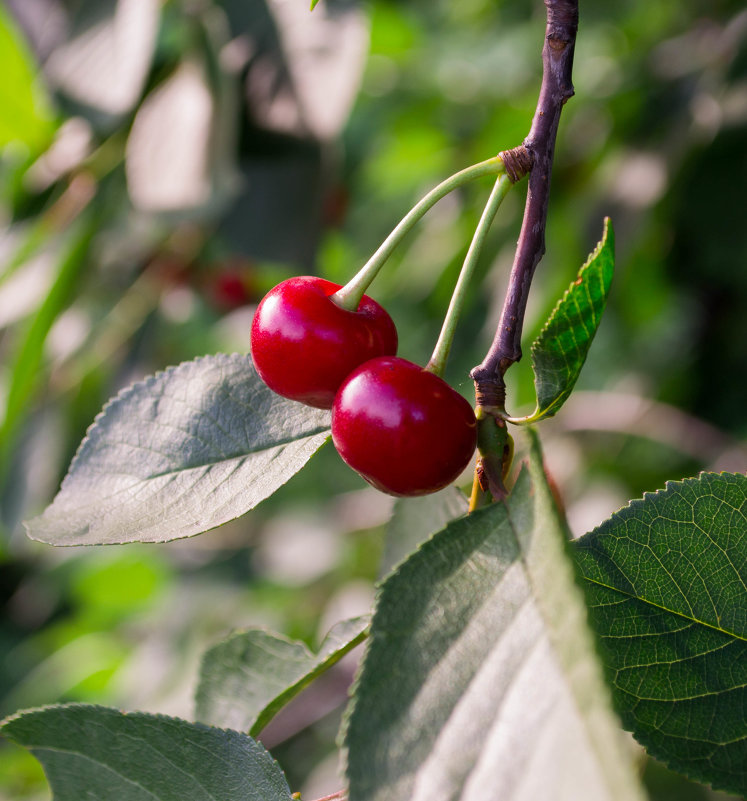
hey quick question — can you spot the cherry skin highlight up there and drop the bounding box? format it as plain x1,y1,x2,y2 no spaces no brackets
250,276,397,408
331,356,477,496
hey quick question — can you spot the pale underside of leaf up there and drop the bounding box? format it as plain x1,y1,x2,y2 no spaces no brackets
574,471,747,795
195,616,370,736
344,430,645,801
0,704,293,801
25,353,330,545
509,217,614,424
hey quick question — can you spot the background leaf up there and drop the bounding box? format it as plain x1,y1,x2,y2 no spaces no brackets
344,431,646,801
509,217,614,424
0,3,55,154
195,616,369,736
574,472,747,796
0,216,96,493
1,704,293,801
44,0,160,122
25,353,330,545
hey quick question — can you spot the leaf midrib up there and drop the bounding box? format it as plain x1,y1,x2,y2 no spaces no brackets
67,425,331,487
579,574,746,642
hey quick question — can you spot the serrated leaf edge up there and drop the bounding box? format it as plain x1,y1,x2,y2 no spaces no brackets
52,353,257,495
0,701,263,742
22,352,331,540
507,217,614,425
575,470,747,641
1,702,293,798
580,470,744,540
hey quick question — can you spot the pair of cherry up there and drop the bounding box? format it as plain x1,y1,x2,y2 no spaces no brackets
250,276,477,496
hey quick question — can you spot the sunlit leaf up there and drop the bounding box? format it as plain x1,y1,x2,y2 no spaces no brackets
344,430,646,801
1,704,293,801
0,3,56,153
195,617,369,736
574,472,747,796
25,353,331,545
509,217,614,424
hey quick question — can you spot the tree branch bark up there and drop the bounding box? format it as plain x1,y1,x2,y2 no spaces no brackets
471,0,579,408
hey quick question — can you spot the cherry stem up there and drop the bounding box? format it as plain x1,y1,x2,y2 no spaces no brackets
332,156,506,311
425,173,513,378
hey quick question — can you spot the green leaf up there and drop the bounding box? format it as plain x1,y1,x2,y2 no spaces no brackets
509,217,614,424
311,0,321,9
195,617,370,736
25,353,330,545
0,4,56,153
379,487,468,578
574,472,747,796
344,430,646,801
0,704,293,801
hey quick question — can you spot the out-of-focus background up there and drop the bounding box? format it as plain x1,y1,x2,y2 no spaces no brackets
0,0,745,798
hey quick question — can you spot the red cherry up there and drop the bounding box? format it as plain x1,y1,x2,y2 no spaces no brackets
331,356,477,496
250,276,398,409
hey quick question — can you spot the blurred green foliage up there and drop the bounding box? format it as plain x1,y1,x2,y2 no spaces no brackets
0,0,745,798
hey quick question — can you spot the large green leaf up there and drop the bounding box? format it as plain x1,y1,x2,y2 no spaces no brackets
344,430,646,801
195,617,370,736
0,4,56,153
0,704,293,801
574,472,747,796
508,217,614,424
25,353,330,545
379,486,468,577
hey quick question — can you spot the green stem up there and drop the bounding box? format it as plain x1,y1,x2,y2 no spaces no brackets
425,173,512,377
332,156,506,311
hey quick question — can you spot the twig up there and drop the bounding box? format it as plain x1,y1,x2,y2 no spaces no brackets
305,791,347,801
471,0,579,404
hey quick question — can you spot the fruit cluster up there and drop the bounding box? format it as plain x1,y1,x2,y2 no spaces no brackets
250,276,476,496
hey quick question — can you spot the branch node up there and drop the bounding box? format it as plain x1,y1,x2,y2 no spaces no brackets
470,368,507,408
499,146,533,184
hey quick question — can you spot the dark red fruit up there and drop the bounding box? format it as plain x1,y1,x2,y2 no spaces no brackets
250,276,397,409
212,271,251,310
331,356,477,496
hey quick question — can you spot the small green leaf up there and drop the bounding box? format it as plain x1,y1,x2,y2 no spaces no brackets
310,0,321,9
344,430,646,801
379,486,467,577
574,472,747,796
195,617,370,736
25,354,330,545
1,704,293,801
0,4,56,153
509,217,614,424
